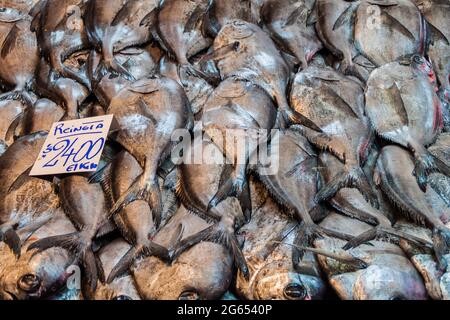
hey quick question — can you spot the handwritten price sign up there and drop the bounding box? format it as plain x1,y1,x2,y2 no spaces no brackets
30,115,115,176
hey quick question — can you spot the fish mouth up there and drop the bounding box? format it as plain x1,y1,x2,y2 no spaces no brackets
5,290,19,300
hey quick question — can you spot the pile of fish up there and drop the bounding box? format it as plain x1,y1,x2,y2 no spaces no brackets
0,0,449,300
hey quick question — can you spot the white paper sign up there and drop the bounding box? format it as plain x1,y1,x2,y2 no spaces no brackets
30,115,115,176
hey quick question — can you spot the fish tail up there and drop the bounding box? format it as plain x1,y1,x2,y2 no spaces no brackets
315,165,379,209
412,148,450,192
344,63,367,83
110,174,163,228
0,89,34,107
27,231,99,291
50,52,92,90
172,221,250,280
101,35,135,82
432,227,450,271
107,242,170,284
282,108,322,132
208,167,251,222
178,63,219,86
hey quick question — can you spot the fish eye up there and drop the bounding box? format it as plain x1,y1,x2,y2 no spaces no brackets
283,283,307,300
412,54,423,64
18,274,41,293
112,295,133,301
390,295,406,301
178,290,200,300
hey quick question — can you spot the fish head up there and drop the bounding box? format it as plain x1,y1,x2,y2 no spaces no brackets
217,19,256,43
251,260,325,300
399,54,437,87
0,245,71,300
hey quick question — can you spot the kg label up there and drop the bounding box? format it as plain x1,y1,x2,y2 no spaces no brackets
30,115,116,176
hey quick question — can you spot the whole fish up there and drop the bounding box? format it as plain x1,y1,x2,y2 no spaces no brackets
315,212,428,300
261,0,323,69
428,133,450,206
251,129,353,256
0,8,38,106
203,0,255,37
27,176,110,292
100,150,170,283
0,209,78,300
235,197,327,300
376,145,450,270
365,55,449,190
0,132,48,255
174,138,250,279
314,0,361,79
353,0,426,67
34,58,90,120
93,239,141,300
156,0,212,83
290,62,378,207
33,0,91,89
90,47,158,108
107,76,193,226
319,151,433,251
206,19,320,129
201,77,277,216
132,205,233,300
85,0,158,79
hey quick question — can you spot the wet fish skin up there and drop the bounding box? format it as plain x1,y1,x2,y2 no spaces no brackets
366,55,449,191
201,77,277,215
132,205,233,300
376,145,450,269
17,98,65,136
0,99,26,146
156,0,212,82
354,0,425,67
0,209,77,300
34,0,91,89
93,238,141,300
107,76,192,227
27,176,110,293
212,19,318,129
290,62,378,207
428,133,450,206
315,212,428,300
0,9,39,106
261,0,322,69
235,198,327,300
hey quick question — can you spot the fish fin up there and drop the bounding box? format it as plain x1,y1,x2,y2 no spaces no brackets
207,166,246,213
110,174,162,228
90,163,114,208
95,220,116,238
111,0,136,26
1,23,19,58
0,227,21,258
284,7,306,27
178,63,220,86
82,247,99,291
184,5,206,33
199,42,240,63
315,165,379,209
95,253,105,284
333,2,358,31
427,20,449,46
139,8,158,28
298,128,347,162
137,97,158,125
238,179,252,223
323,86,360,119
433,227,450,271
8,166,32,193
343,226,432,250
285,156,317,177
5,111,24,143
385,82,409,125
224,100,260,129
0,90,34,107
344,64,367,83
412,149,450,192
103,58,136,82
309,204,330,223
168,223,185,253
306,2,318,26
30,11,41,32
16,214,53,243
173,223,250,280
282,108,322,132
292,223,324,264
107,242,169,284
27,232,80,253
381,11,416,41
